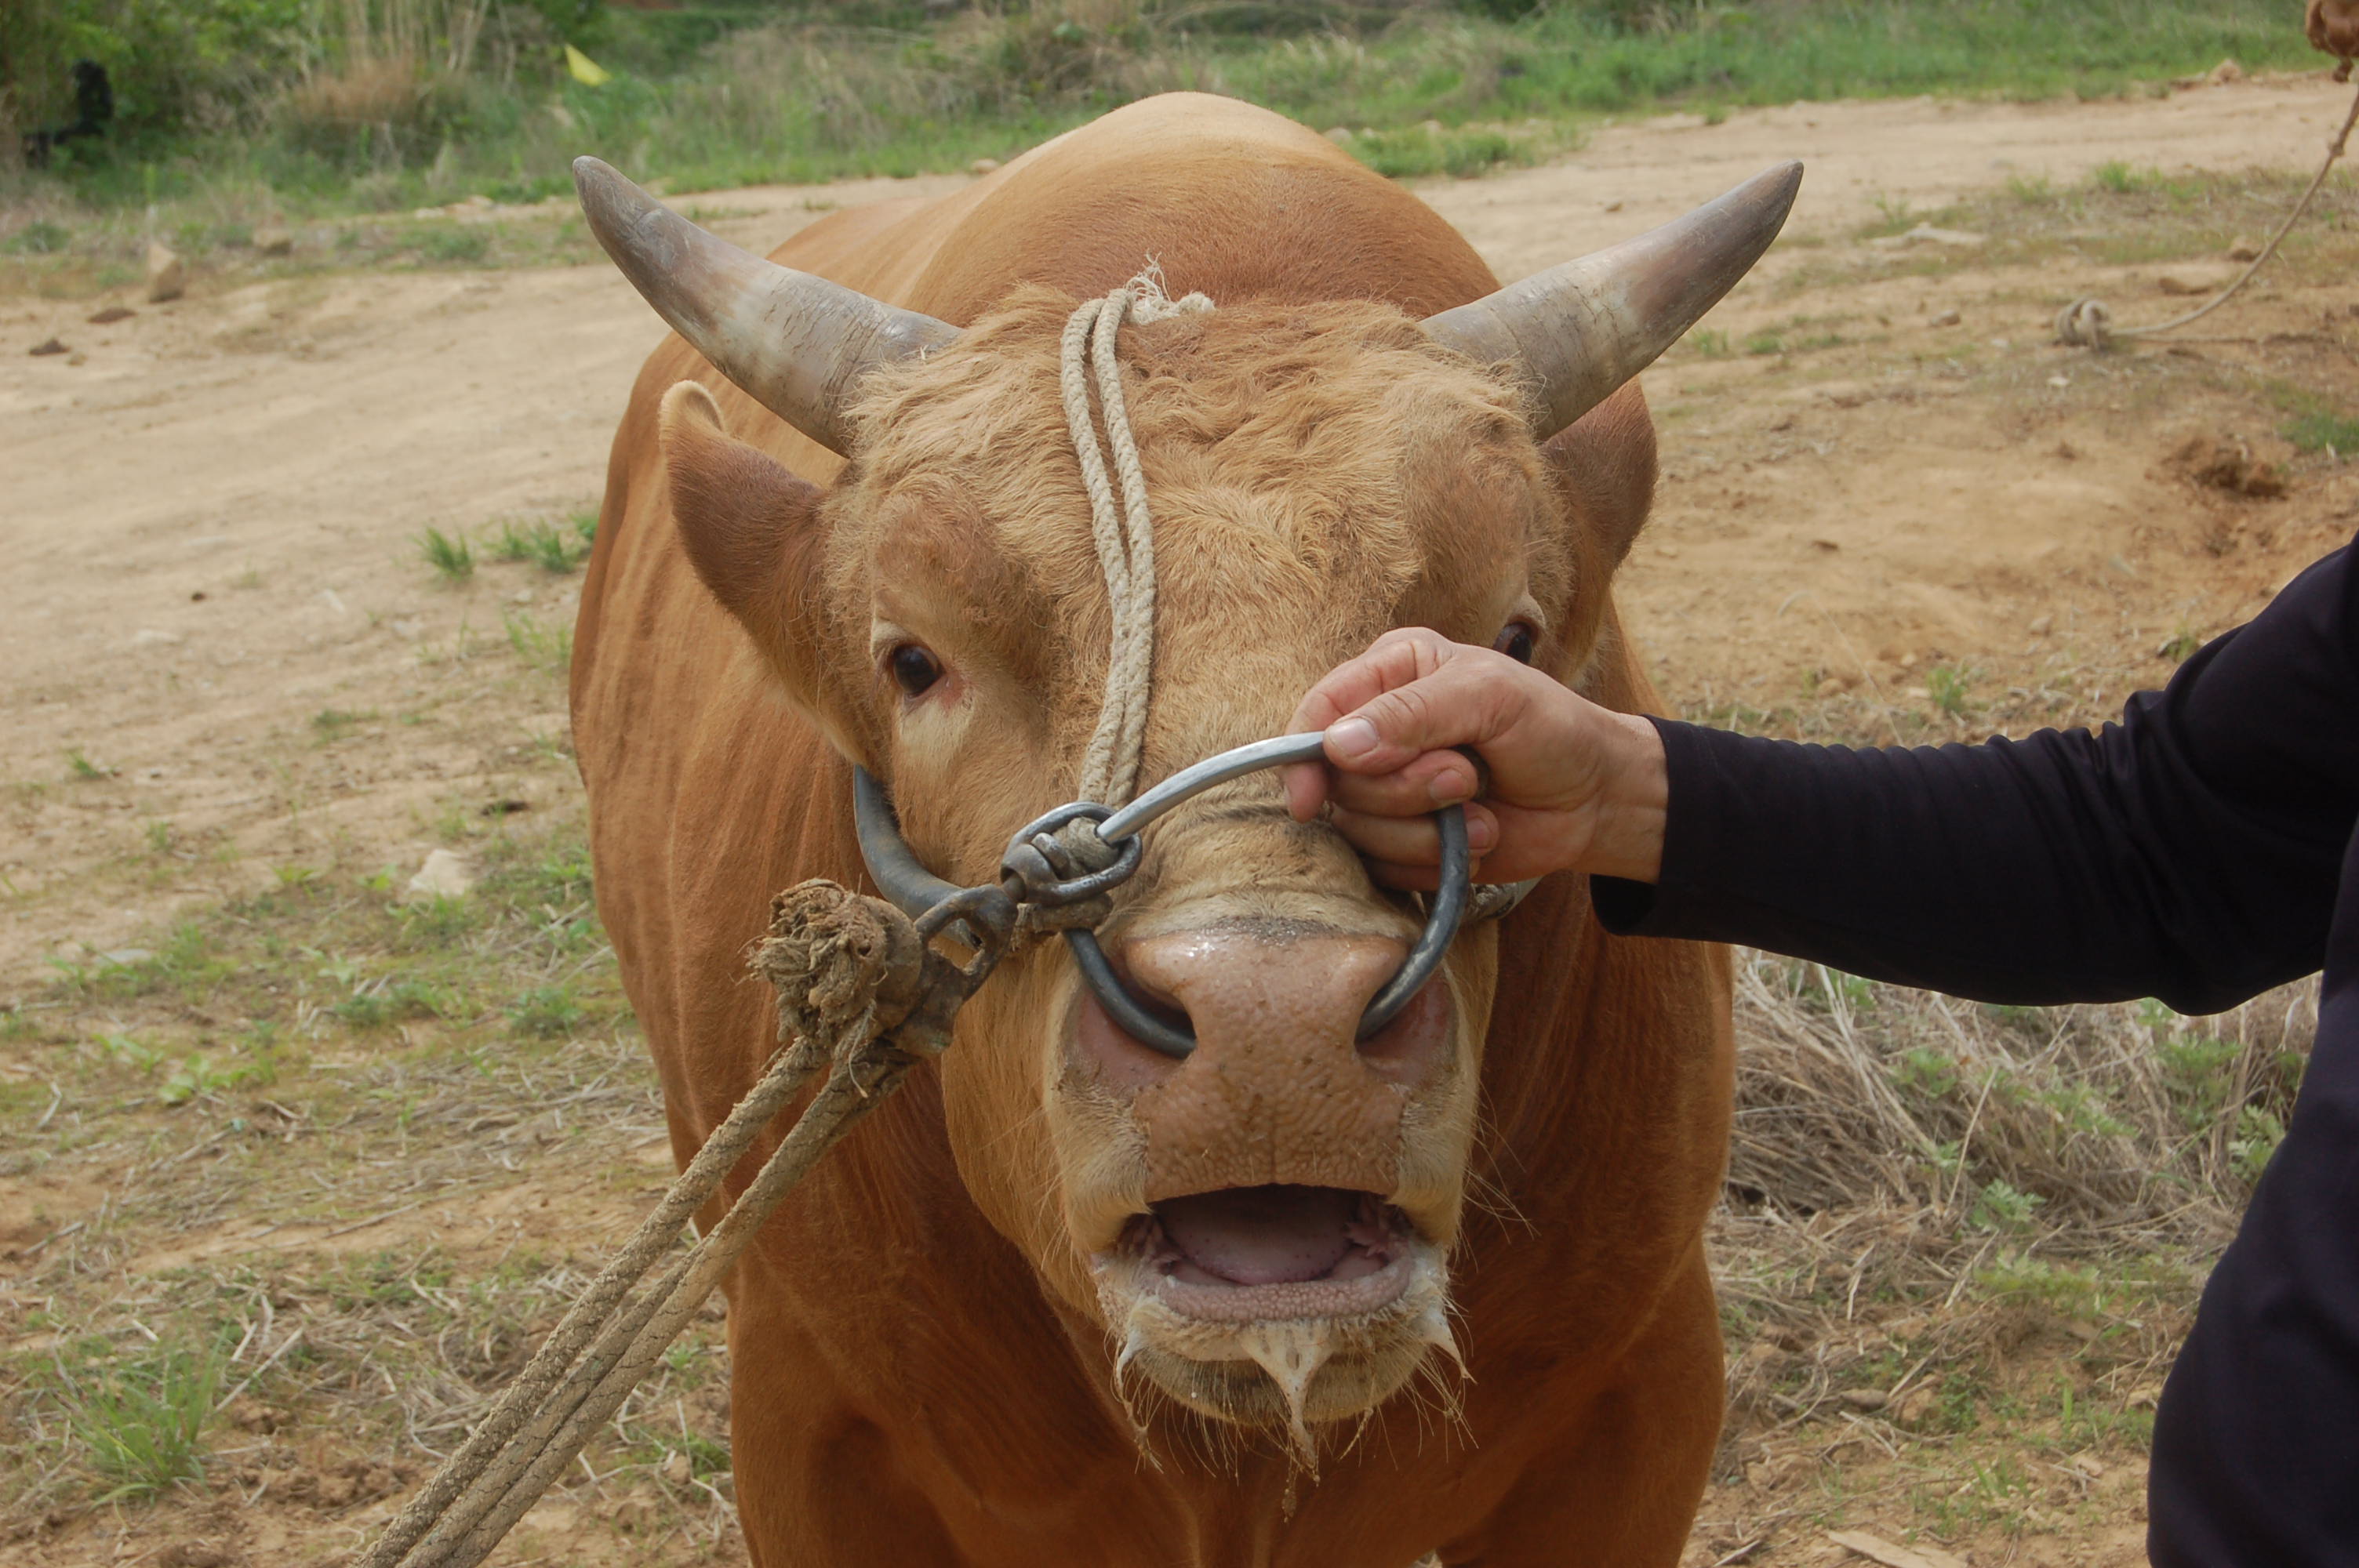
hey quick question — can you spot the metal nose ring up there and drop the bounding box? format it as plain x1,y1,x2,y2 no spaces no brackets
852,733,1474,1064
1053,733,1471,1060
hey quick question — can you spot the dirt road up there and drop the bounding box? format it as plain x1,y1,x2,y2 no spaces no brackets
5,71,2359,1568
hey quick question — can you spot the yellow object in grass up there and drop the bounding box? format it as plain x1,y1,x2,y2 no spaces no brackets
565,44,612,86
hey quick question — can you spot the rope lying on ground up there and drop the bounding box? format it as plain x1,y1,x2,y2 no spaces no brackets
2057,81,2359,348
355,277,1198,1568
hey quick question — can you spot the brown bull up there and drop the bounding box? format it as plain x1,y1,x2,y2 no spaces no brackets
572,93,1794,1566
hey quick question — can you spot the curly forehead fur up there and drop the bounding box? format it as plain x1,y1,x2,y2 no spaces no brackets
828,287,1575,685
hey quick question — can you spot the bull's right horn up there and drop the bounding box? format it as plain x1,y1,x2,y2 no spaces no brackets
572,156,959,456
1422,162,1803,441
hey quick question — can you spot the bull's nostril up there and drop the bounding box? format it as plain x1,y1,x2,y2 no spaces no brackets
1110,956,1191,1036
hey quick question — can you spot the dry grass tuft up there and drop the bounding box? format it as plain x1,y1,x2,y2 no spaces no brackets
1727,953,2310,1252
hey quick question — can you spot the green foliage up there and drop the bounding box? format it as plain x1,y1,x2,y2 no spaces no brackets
417,526,474,582
60,1339,226,1500
3,0,2325,216
2157,1033,2241,1132
1978,1253,2105,1316
504,607,572,673
4,220,71,252
2232,1103,2285,1184
506,982,582,1038
2272,380,2359,456
1890,1046,1959,1101
2284,409,2359,456
1928,662,1976,717
1968,1178,2043,1232
64,748,111,780
416,224,492,264
1687,326,1731,359
491,517,591,572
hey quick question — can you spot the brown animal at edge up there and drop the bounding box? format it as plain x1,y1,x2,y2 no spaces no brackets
571,93,1789,1566
2313,0,2359,81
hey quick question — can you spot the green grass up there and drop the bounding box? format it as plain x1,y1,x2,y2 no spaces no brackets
490,517,594,573
504,607,573,673
0,0,2326,238
60,1340,227,1501
2272,383,2359,455
417,526,474,583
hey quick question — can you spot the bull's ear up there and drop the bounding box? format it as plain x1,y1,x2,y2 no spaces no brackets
658,380,830,695
1545,381,1658,572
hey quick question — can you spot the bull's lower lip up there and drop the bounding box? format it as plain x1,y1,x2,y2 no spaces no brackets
1103,1185,1420,1322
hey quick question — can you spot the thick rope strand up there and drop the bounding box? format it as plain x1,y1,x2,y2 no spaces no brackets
354,1037,825,1568
424,1062,917,1568
1059,270,1210,804
2059,82,2359,347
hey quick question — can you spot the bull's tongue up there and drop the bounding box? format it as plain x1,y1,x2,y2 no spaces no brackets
1155,1185,1356,1286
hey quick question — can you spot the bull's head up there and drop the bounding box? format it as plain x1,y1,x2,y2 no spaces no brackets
579,152,1795,1461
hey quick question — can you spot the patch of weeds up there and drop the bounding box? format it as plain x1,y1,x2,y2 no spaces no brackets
2053,1379,2154,1450
417,527,474,583
312,707,379,742
1743,330,1785,357
2272,384,2359,456
1969,1178,2044,1233
395,894,480,952
2093,160,2154,194
2231,1104,2286,1184
60,1339,227,1501
1890,1046,1960,1101
332,978,447,1029
2157,1033,2241,1132
1862,194,1919,238
492,517,591,574
2006,173,2058,205
416,226,493,265
1688,327,1732,358
5,220,71,255
2284,408,2359,456
506,983,583,1039
2033,1081,2134,1140
504,608,573,674
64,749,115,782
1978,1254,2106,1318
158,1050,268,1105
1344,122,1536,180
1928,663,1977,717
2158,626,2201,663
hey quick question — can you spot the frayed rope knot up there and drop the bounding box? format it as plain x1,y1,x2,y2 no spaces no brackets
2054,297,2112,348
750,880,929,1069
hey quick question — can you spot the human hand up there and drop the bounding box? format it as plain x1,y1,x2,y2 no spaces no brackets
1281,628,1669,889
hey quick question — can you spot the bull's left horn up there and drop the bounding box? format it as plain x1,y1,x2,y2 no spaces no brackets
572,156,959,456
1422,162,1802,440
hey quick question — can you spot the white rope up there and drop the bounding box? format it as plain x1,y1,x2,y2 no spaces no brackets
2058,82,2359,348
1059,268,1212,805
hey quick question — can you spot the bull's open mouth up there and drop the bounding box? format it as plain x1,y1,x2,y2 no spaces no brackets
1113,1185,1418,1322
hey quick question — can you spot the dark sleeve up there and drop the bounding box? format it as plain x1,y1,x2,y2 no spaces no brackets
1594,543,2359,1014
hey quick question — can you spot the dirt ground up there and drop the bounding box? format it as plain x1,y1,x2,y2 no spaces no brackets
6,69,2359,1567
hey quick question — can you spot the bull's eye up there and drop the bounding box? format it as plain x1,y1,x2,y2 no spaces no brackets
888,643,943,698
1493,621,1536,664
